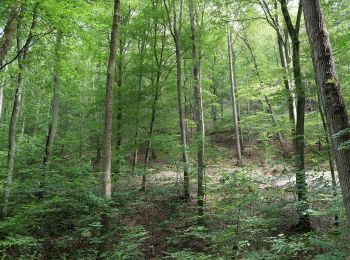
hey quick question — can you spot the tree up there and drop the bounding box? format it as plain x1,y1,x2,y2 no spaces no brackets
227,25,242,164
280,0,311,231
43,31,62,169
164,0,190,201
2,6,38,217
0,2,21,70
189,0,205,218
303,0,350,226
102,0,120,199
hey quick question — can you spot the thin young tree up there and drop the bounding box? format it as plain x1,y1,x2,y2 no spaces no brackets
164,0,190,201
102,0,120,199
227,25,242,164
2,6,38,217
43,31,62,168
133,32,147,173
303,0,350,226
280,0,311,231
189,0,205,217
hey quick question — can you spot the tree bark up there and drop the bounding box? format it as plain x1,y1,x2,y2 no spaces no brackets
133,35,147,173
3,24,27,217
0,3,21,122
0,86,4,120
102,0,120,199
43,32,62,168
227,26,242,164
141,18,166,191
0,2,21,70
303,0,350,226
189,0,205,218
164,0,190,201
280,0,311,231
316,82,338,225
274,2,296,126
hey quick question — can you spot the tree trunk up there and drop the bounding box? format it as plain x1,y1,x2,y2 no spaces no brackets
189,0,205,218
2,25,27,217
43,32,62,168
272,2,296,127
280,0,311,231
0,2,21,70
265,95,287,154
227,26,242,164
231,48,244,150
141,18,166,191
0,86,4,120
316,82,338,225
102,0,120,199
303,0,350,226
141,81,160,191
133,36,146,174
164,0,190,201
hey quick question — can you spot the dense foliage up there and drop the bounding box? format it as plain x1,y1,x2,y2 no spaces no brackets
0,0,350,258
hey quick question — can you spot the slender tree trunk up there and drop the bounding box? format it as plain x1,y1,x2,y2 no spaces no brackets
102,0,120,199
3,26,27,217
115,38,126,174
92,80,101,172
211,82,217,124
43,32,62,168
303,0,350,226
227,26,242,164
232,50,244,151
133,36,146,173
281,0,311,231
273,2,296,127
141,19,165,191
189,0,205,218
174,26,190,201
141,81,160,191
0,86,4,120
316,83,338,225
0,2,21,71
265,96,287,154
164,0,190,201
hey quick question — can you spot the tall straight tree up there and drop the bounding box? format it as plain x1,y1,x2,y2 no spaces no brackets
303,0,350,226
132,32,147,173
164,0,190,201
227,25,242,164
43,31,62,168
102,0,120,199
280,0,311,231
141,21,166,191
189,0,205,217
3,7,37,217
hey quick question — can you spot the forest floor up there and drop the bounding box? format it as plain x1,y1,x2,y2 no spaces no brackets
117,163,288,258
115,134,339,259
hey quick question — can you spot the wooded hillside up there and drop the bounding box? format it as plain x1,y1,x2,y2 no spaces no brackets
0,0,350,258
